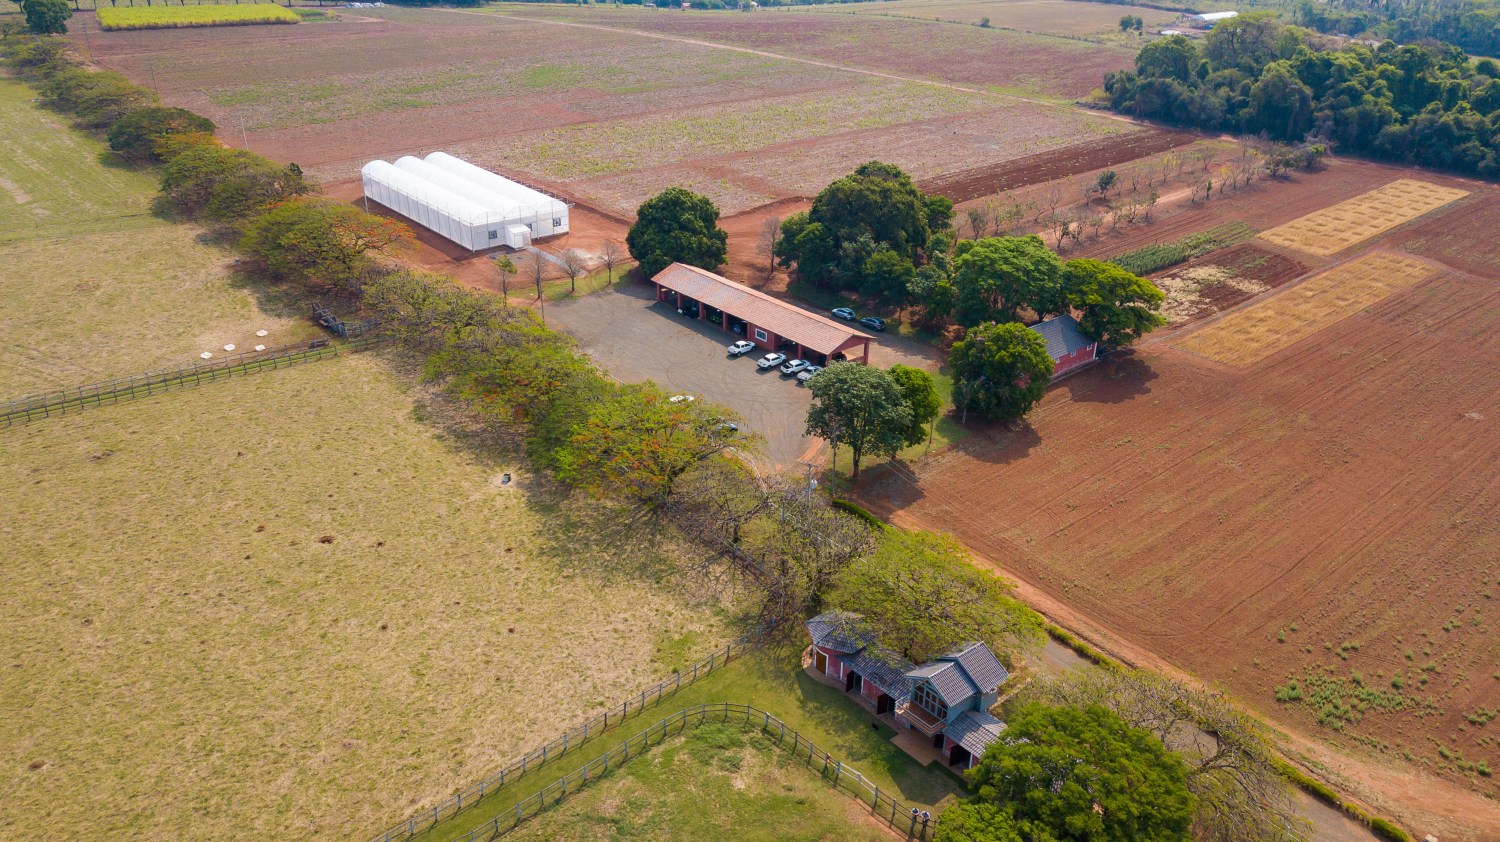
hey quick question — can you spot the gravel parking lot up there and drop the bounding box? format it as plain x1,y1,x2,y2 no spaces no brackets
547,283,821,468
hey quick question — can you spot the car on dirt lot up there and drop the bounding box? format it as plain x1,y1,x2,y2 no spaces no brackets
780,359,811,376
727,340,756,356
831,307,857,321
756,353,787,369
796,365,823,383
859,316,886,331
669,394,695,404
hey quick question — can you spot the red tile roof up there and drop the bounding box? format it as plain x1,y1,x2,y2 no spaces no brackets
653,263,872,356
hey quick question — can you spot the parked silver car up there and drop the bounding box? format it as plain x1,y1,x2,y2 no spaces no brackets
756,353,787,369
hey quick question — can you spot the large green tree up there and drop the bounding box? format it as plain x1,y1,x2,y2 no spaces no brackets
555,382,744,505
804,362,912,478
107,106,215,162
948,322,1054,422
1063,259,1165,348
776,161,950,300
20,0,71,34
161,145,308,221
239,199,413,292
887,364,942,448
829,529,1043,664
938,703,1195,842
625,187,728,280
951,235,1065,327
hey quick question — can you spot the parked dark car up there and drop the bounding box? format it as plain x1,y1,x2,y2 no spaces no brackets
859,316,886,331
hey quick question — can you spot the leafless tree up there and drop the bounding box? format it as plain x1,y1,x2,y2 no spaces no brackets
530,252,550,300
560,248,587,294
600,240,624,284
1144,187,1160,220
965,206,990,240
757,216,781,284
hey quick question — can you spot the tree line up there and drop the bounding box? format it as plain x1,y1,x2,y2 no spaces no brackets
1105,13,1500,178
1290,0,1500,59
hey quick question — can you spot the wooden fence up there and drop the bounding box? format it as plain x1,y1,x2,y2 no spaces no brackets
446,703,940,842
368,634,763,842
0,336,382,427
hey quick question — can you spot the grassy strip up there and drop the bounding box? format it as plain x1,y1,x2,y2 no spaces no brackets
1107,221,1257,275
405,649,965,842
96,3,299,30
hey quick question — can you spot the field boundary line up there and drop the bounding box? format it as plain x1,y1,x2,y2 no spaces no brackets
1,336,383,427
369,630,768,842
439,702,941,842
433,7,1140,126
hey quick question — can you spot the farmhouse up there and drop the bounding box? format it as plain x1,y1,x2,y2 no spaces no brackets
807,612,1008,769
653,263,873,364
1030,314,1098,380
360,152,568,251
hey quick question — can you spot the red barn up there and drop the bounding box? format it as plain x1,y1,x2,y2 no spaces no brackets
1029,314,1098,381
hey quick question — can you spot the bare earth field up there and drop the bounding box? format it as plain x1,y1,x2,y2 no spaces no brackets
0,355,731,840
799,0,1180,39
72,4,1139,217
858,172,1500,837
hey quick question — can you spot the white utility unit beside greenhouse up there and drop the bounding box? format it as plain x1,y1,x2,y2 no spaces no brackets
360,152,569,251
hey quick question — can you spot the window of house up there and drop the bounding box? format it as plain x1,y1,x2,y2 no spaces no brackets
553,217,562,227
487,230,498,240
526,222,534,232
753,328,768,342
912,683,948,721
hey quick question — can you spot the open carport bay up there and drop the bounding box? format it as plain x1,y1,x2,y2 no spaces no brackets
547,283,819,468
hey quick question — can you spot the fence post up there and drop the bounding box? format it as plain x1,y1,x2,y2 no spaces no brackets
873,786,880,813
833,761,842,788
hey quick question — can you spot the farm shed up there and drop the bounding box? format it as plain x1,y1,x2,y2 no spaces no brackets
653,263,873,364
1192,11,1238,22
360,152,568,251
1029,314,1098,381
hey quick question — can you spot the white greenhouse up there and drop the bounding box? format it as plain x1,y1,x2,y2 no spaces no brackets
360,152,569,251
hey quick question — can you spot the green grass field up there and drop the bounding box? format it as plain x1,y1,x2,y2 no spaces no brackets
413,649,966,841
0,354,733,841
0,77,319,396
504,721,894,842
96,2,298,30
0,77,160,242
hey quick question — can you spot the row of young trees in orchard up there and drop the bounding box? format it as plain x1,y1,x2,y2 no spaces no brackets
1105,13,1500,178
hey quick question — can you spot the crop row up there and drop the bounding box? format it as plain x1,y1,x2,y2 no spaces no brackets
97,4,299,31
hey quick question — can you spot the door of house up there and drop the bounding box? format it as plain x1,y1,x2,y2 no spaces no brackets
949,745,972,768
846,670,862,693
876,694,893,715
814,651,828,675
932,732,946,749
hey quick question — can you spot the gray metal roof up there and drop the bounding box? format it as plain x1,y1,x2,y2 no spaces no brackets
807,611,874,653
905,661,978,706
946,642,1010,694
947,710,1006,757
1029,314,1095,361
846,649,916,698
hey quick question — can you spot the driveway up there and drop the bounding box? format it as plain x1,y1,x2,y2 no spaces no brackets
547,283,820,469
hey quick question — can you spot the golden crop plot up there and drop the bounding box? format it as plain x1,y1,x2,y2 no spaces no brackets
1258,179,1469,257
1175,251,1439,367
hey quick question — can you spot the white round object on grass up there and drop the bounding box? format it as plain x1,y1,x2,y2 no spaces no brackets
256,330,268,337
254,345,266,352
224,344,236,352
200,352,213,359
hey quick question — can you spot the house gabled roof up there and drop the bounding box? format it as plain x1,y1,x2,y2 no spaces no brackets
807,612,917,699
947,710,1006,757
903,642,1010,706
1029,314,1095,361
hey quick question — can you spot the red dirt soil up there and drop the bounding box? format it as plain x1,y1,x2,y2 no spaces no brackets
918,129,1197,204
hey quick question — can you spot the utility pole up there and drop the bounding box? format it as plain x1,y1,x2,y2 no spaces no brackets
239,115,249,151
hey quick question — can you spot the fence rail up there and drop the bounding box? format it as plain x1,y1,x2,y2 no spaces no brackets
1,336,382,427
448,703,940,842
369,634,762,842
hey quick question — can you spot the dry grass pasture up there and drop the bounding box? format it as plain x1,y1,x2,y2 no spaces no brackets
1258,179,1469,257
1173,251,1441,366
802,0,1179,39
0,355,731,840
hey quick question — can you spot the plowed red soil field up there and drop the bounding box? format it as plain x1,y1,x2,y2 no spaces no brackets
918,129,1196,203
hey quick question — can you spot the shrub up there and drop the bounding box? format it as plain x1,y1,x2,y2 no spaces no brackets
160,146,308,221
107,106,216,162
38,67,153,129
1369,817,1411,842
830,498,886,529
